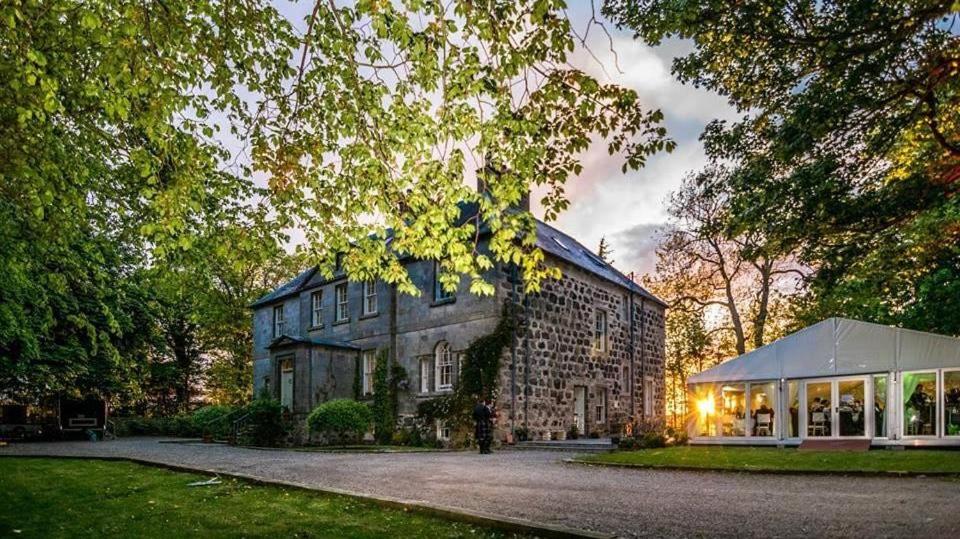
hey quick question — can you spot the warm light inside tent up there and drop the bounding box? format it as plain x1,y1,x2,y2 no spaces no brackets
697,398,715,416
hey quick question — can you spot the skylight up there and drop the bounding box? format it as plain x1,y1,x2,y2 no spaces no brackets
551,236,570,251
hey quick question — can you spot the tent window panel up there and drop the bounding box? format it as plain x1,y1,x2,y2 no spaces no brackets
749,381,776,437
692,384,717,437
903,371,937,437
874,375,888,438
720,384,746,436
944,371,960,437
786,381,800,438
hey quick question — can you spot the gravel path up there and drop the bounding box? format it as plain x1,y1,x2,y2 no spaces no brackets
3,438,958,538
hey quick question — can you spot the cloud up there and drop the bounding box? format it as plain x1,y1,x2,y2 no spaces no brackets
609,222,673,279
525,16,737,282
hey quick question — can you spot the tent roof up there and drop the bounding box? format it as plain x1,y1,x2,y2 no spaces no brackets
689,318,960,384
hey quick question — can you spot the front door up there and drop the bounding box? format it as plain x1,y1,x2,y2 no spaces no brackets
280,358,294,411
573,386,586,434
804,377,869,439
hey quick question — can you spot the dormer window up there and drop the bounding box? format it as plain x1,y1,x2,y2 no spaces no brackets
273,305,285,337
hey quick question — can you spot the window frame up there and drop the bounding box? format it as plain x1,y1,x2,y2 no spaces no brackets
435,342,453,392
310,291,323,328
595,389,607,424
433,262,455,303
362,351,377,396
901,369,940,439
944,368,960,438
419,357,430,394
594,309,607,352
335,283,349,322
273,305,285,337
362,281,378,316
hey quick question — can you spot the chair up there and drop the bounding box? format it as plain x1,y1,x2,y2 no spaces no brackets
810,412,827,436
756,414,772,436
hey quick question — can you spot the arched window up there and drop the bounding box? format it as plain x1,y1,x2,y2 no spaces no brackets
435,341,453,391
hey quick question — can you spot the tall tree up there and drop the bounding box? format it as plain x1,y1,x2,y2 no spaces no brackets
646,168,804,355
3,1,674,401
606,0,960,334
250,1,674,295
597,236,615,264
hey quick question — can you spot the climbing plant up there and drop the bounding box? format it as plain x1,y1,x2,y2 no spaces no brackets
371,348,408,445
416,303,518,436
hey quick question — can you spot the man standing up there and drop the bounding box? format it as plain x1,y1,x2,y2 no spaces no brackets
473,397,493,454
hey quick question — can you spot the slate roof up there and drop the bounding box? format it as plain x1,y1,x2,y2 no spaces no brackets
266,335,360,351
250,210,665,308
250,267,318,308
534,219,664,306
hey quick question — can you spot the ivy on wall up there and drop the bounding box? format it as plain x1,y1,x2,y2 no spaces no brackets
371,348,408,444
352,355,362,401
416,302,518,434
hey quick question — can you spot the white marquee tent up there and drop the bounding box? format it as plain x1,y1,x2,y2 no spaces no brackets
687,318,960,445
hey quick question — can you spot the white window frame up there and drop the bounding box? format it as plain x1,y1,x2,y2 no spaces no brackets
436,420,451,441
594,310,607,352
362,351,376,396
273,305,285,337
335,283,349,322
363,281,378,316
435,342,453,391
595,389,606,423
419,357,430,394
310,291,323,327
901,369,941,439
943,368,960,438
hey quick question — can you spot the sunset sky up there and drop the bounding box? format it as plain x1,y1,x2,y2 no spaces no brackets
272,1,738,278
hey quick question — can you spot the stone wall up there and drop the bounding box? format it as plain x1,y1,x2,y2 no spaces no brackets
497,259,665,441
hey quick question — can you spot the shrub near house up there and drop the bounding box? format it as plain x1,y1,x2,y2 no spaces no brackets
308,399,373,444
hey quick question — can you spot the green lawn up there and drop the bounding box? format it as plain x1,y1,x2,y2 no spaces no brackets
0,458,526,538
581,446,960,474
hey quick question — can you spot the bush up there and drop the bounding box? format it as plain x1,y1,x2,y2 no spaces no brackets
567,424,579,440
238,397,288,447
307,399,372,444
191,405,236,439
618,436,637,450
390,427,425,447
641,431,666,449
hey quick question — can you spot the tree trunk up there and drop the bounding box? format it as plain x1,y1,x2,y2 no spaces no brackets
751,258,774,350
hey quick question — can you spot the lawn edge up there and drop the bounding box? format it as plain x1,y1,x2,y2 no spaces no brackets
0,454,612,539
564,456,960,478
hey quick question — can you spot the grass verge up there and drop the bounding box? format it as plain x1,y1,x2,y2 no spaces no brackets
0,457,527,538
578,446,960,475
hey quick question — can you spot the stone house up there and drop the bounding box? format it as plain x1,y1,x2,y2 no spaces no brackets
251,204,666,442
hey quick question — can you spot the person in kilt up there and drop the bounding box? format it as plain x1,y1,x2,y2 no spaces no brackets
473,397,494,454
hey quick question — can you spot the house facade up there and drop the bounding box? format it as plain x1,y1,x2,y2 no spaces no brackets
251,211,666,443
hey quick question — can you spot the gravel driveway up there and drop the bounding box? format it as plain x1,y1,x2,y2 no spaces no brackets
3,438,958,538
